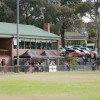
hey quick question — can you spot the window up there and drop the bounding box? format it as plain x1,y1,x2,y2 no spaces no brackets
51,40,57,50
47,40,51,50
13,38,17,49
25,39,30,49
31,39,36,49
19,39,24,49
42,40,46,50
36,39,42,49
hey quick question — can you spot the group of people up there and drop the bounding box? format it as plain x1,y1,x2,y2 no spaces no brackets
76,53,100,71
24,61,45,72
24,60,56,72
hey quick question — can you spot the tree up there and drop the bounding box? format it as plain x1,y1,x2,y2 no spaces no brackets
77,0,100,53
0,0,16,23
56,0,84,47
19,0,42,25
87,22,97,39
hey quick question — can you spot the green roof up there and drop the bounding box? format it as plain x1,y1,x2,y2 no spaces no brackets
65,32,85,37
0,22,60,40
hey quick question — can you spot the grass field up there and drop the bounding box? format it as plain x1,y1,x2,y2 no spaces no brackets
0,71,100,100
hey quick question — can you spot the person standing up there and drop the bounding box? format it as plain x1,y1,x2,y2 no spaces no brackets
24,61,28,72
91,63,96,71
68,62,71,71
82,55,85,65
41,61,44,72
1,59,6,66
35,62,39,72
64,61,68,71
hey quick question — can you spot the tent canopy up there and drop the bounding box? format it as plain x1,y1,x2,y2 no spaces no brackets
15,50,62,59
41,51,61,58
15,50,43,58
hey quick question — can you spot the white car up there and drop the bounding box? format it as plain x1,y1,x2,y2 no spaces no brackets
90,51,97,55
59,47,66,53
71,45,83,48
80,47,90,52
79,49,90,55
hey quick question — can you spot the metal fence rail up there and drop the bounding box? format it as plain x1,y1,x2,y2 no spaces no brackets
0,65,99,74
57,65,93,71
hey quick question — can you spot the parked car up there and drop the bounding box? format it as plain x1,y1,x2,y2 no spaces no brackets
71,45,83,48
67,49,83,57
79,49,90,55
90,51,97,55
59,47,66,53
72,47,81,50
80,47,90,52
65,47,72,51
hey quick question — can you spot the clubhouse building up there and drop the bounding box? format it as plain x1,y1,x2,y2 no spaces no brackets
0,22,60,66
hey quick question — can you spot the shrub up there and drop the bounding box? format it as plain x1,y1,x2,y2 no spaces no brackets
65,57,78,65
87,39,94,43
59,57,78,65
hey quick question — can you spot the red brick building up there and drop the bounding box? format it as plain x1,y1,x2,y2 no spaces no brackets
0,22,60,66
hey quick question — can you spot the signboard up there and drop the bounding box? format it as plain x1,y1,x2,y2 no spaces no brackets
49,65,57,72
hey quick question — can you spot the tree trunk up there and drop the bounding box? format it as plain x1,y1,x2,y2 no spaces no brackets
97,23,100,54
61,23,65,48
26,16,29,25
95,0,100,54
26,12,29,25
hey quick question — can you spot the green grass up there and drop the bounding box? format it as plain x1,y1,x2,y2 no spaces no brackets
0,71,100,100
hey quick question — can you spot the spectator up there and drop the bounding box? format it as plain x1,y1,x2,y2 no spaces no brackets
82,55,85,65
35,62,39,72
68,62,71,71
41,61,44,72
97,60,99,70
91,63,96,71
29,64,33,73
49,61,52,66
1,59,6,66
97,54,99,60
46,61,49,72
64,61,68,71
85,55,87,65
24,61,29,72
52,61,55,65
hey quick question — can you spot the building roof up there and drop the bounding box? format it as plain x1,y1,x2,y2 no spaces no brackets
65,32,87,40
18,50,43,58
41,51,61,58
0,22,60,40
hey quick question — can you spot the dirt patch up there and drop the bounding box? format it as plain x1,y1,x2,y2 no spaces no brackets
0,94,79,100
0,72,100,83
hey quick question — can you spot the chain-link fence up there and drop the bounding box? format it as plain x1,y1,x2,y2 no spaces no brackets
0,65,100,74
57,65,93,71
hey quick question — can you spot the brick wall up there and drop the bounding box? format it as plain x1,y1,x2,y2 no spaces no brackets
0,56,11,66
0,38,12,50
44,23,50,32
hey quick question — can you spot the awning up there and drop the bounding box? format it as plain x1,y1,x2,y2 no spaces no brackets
41,51,62,58
15,50,43,58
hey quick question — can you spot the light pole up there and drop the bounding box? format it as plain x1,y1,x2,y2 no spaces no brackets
17,0,19,72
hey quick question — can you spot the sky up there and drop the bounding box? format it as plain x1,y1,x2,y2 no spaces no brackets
82,0,92,23
82,16,92,23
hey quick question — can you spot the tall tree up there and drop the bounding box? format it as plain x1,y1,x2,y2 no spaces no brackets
77,0,100,53
56,0,84,47
19,0,42,25
0,0,16,23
